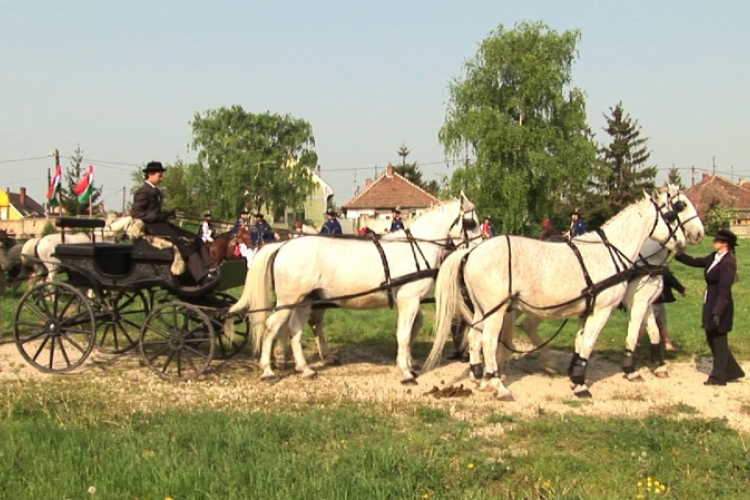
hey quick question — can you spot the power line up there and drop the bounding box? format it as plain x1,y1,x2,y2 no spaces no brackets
0,155,50,165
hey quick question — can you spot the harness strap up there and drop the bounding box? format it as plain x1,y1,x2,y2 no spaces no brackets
566,238,596,316
371,237,395,309
404,228,431,271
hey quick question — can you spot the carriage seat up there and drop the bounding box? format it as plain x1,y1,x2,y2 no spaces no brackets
56,217,106,229
55,243,134,276
126,218,186,275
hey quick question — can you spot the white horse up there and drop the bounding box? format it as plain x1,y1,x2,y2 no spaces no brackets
425,189,691,400
515,189,704,381
230,195,479,384
269,212,482,370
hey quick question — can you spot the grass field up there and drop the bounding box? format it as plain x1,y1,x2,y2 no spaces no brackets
0,239,749,499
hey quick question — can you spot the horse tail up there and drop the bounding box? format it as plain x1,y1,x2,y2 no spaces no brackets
423,248,473,373
228,242,283,356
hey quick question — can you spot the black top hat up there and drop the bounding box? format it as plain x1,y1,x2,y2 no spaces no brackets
143,161,166,174
714,229,739,247
254,213,265,218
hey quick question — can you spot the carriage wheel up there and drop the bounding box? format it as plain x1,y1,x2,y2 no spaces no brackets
139,301,215,381
13,282,96,373
208,292,250,359
96,289,150,354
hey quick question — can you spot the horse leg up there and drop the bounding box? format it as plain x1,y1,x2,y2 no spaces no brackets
273,329,291,370
288,306,317,379
259,309,294,381
407,310,424,371
467,315,484,381
395,299,421,384
622,293,649,382
571,307,616,398
480,307,513,401
309,309,339,365
644,307,668,378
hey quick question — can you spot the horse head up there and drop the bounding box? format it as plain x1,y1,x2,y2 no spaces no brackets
660,183,704,245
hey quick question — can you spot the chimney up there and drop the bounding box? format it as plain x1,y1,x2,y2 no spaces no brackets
365,178,373,187
386,163,395,177
20,187,26,206
702,173,709,182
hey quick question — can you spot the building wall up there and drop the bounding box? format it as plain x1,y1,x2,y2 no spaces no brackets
0,191,23,221
0,217,54,236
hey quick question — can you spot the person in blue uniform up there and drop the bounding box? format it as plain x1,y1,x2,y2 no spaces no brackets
675,229,745,386
389,209,405,233
251,213,276,246
230,209,249,237
569,211,587,237
320,211,343,235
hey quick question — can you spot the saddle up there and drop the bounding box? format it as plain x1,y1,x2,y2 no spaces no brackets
127,219,186,275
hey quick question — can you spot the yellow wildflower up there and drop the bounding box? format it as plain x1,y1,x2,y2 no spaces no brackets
467,463,475,469
637,481,643,487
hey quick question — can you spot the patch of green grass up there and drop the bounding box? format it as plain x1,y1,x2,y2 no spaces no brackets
486,413,515,425
561,399,593,408
1,382,749,500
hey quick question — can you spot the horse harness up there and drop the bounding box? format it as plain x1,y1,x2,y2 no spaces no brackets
462,195,690,328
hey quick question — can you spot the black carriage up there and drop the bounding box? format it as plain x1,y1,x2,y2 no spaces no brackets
13,217,250,381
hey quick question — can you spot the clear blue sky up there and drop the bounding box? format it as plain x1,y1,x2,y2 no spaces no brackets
1,0,748,211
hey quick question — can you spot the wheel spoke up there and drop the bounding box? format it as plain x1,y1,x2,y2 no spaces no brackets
161,350,176,373
48,333,57,370
115,322,137,347
177,349,183,377
146,344,171,363
183,345,210,360
24,303,48,322
57,336,72,368
60,333,87,354
58,294,76,318
145,325,170,339
19,330,48,344
31,335,51,362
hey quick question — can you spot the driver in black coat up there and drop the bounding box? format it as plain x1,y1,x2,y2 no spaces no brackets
131,161,217,285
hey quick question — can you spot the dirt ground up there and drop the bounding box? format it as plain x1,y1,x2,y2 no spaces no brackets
1,338,748,433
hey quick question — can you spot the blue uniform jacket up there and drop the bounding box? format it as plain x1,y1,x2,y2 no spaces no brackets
320,219,343,235
230,219,244,237
251,220,275,245
390,218,405,232
570,220,587,237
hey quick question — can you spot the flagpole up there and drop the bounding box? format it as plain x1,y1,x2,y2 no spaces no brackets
54,149,61,216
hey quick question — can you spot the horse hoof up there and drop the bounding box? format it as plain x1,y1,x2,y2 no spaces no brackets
497,392,515,402
324,358,341,366
260,373,280,383
625,372,643,382
410,370,419,379
410,363,422,372
302,370,318,380
574,389,592,399
654,370,669,379
401,378,418,386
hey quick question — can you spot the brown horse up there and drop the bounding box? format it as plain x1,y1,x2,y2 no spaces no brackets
207,227,253,268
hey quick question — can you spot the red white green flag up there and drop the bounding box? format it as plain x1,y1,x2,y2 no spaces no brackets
74,165,95,204
47,164,63,207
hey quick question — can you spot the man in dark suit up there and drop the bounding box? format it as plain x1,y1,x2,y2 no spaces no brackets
320,211,343,235
131,161,217,285
675,229,745,385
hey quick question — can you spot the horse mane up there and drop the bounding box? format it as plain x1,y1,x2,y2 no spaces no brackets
573,194,654,244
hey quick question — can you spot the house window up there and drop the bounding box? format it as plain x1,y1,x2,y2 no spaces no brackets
273,207,286,224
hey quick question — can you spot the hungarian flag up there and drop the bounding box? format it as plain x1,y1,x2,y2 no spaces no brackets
74,165,95,204
47,164,63,207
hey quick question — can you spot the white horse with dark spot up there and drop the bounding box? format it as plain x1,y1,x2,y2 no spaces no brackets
425,189,693,400
230,196,480,384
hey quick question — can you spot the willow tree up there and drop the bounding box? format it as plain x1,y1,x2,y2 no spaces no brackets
439,21,596,233
190,106,317,220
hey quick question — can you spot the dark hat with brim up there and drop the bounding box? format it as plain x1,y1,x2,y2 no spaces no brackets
326,210,338,217
203,212,211,218
143,161,166,174
393,209,401,214
714,228,739,247
254,213,264,218
240,209,249,215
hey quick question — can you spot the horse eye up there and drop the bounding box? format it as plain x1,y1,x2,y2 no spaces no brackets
664,211,678,223
672,201,686,213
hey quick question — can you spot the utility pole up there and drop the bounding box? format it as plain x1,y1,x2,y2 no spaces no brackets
712,156,716,175
691,165,696,187
122,186,126,213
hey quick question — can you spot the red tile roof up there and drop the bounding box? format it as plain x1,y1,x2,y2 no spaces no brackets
343,165,440,210
685,173,750,218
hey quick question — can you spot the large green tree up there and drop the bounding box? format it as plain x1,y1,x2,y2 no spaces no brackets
62,145,103,216
439,21,596,233
190,106,317,220
393,144,440,195
129,160,208,216
584,103,658,226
